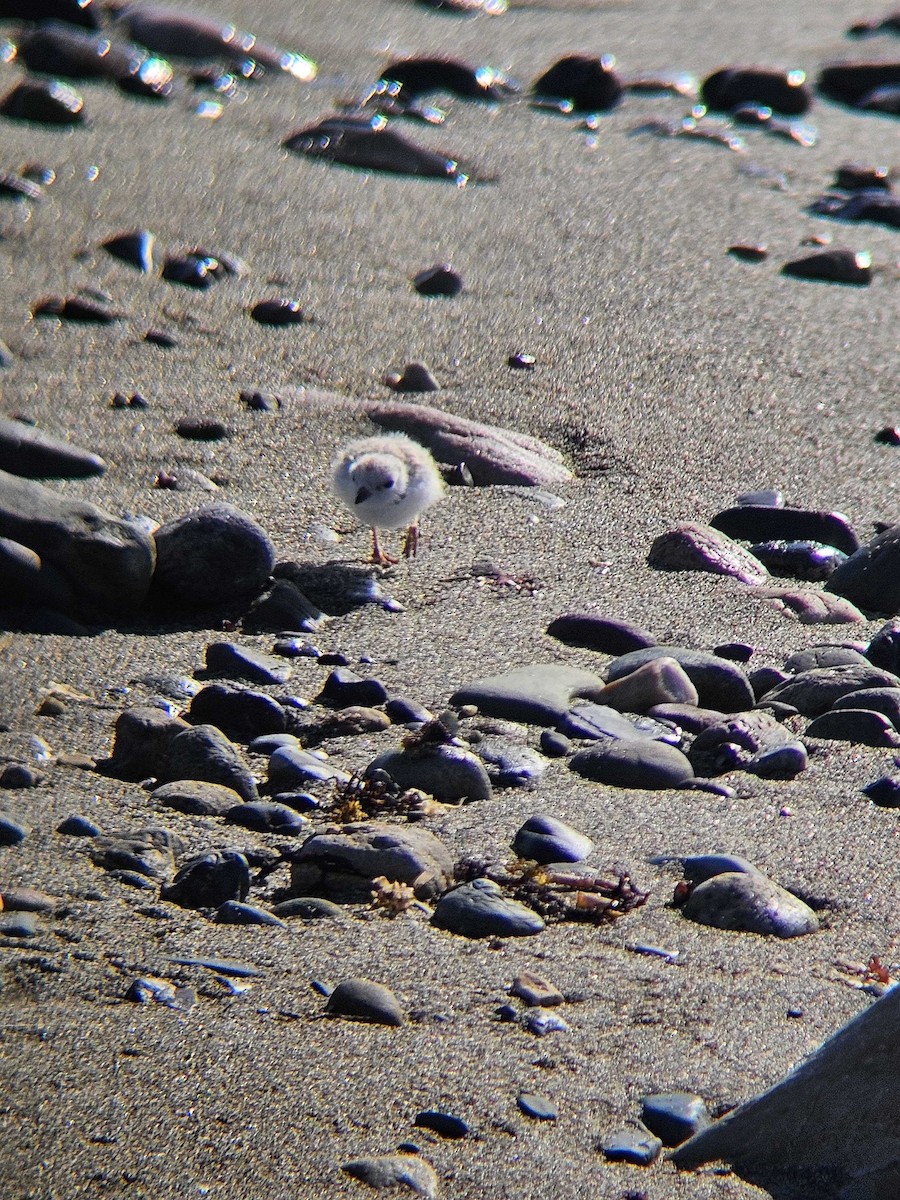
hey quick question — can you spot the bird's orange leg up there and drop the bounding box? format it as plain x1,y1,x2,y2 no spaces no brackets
401,523,420,559
371,528,398,566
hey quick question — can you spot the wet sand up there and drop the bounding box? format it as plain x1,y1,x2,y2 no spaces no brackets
1,1,899,1197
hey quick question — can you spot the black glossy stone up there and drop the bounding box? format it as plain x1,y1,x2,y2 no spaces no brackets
532,55,623,112
710,505,860,556
701,66,812,115
160,849,250,909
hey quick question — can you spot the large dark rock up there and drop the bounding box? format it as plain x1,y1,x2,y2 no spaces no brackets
0,468,155,613
289,822,453,902
151,503,275,608
826,524,900,614
0,417,105,479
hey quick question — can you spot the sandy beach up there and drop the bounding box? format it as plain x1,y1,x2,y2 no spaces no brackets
1,0,899,1196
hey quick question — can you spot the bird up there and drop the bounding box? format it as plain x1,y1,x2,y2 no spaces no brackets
330,433,445,565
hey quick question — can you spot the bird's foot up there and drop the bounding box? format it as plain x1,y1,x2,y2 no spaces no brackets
371,529,399,566
401,524,420,559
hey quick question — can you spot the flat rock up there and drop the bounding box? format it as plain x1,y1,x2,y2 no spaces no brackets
710,505,861,556
671,982,900,1198
0,417,106,479
761,664,900,716
510,969,564,1007
366,743,493,803
472,738,546,789
648,521,769,585
157,724,259,801
326,978,405,1025
431,878,545,938
511,814,593,864
203,642,291,685
570,739,695,789
0,536,76,609
545,613,656,654
151,503,275,608
290,822,453,902
783,646,869,673
450,664,607,725
90,827,180,879
103,706,190,779
757,587,866,624
682,871,819,937
831,687,900,729
0,468,155,614
641,1092,710,1147
826,523,900,614
153,779,246,815
225,800,309,835
342,1153,438,1198
267,745,350,788
599,1122,662,1165
557,703,679,744
805,709,900,747
595,657,699,712
606,647,754,712
188,684,286,742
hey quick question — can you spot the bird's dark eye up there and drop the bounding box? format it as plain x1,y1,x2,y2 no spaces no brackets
379,480,393,490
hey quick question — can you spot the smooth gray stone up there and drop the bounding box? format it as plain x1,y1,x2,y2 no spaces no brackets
431,878,545,938
599,1123,663,1165
271,896,345,920
215,900,286,926
546,613,657,654
866,618,900,673
0,467,155,613
363,398,573,486
648,703,727,734
749,666,789,699
57,814,101,836
558,702,679,744
90,827,180,879
290,822,453,902
104,707,190,778
606,647,754,712
318,667,388,707
242,578,325,633
158,724,259,801
0,536,75,608
0,417,106,479
747,741,809,778
152,503,275,607
649,853,761,884
474,739,547,788
366,744,493,802
863,776,900,808
832,687,900,730
188,684,286,742
341,1154,437,1199
784,645,869,673
826,523,900,614
225,801,309,835
805,709,900,747
268,745,349,788
517,1092,557,1120
203,642,291,685
248,733,301,754
161,849,250,909
326,978,405,1025
0,815,27,844
712,504,860,556
761,664,900,716
511,814,593,864
641,1092,710,1147
671,982,900,1199
0,911,38,937
648,521,769,585
682,871,819,937
570,739,694,789
153,779,248,817
450,663,607,725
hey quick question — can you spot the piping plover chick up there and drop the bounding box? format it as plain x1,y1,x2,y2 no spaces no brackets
330,433,444,565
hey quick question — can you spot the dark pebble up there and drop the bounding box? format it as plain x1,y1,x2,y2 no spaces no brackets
0,816,27,845
1,78,85,124
875,427,900,446
413,264,463,296
867,619,900,672
728,244,768,262
57,814,101,836
384,362,439,392
32,295,119,322
710,505,860,556
511,814,593,864
102,230,155,272
169,956,260,977
818,62,900,108
431,879,545,938
271,896,345,920
508,353,536,369
144,329,177,347
599,1124,662,1165
781,249,872,286
832,687,900,729
640,1092,710,1147
414,1111,469,1139
805,709,900,746
702,66,811,115
250,299,307,325
326,978,405,1025
826,523,900,614
162,254,217,288
750,540,848,581
225,801,309,835
570,739,694,788
160,849,251,909
606,646,754,712
1,911,39,938
546,613,656,654
0,763,44,788
158,724,259,802
215,900,286,926
189,684,286,741
517,1092,557,1120
0,416,106,480
532,54,622,111
175,418,230,441
385,696,434,724
204,642,291,686
713,642,753,663
863,776,900,807
682,872,819,937
367,743,493,802
783,646,868,673
318,668,388,708
539,729,571,757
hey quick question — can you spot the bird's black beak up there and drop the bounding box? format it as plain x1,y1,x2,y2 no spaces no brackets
354,487,371,505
